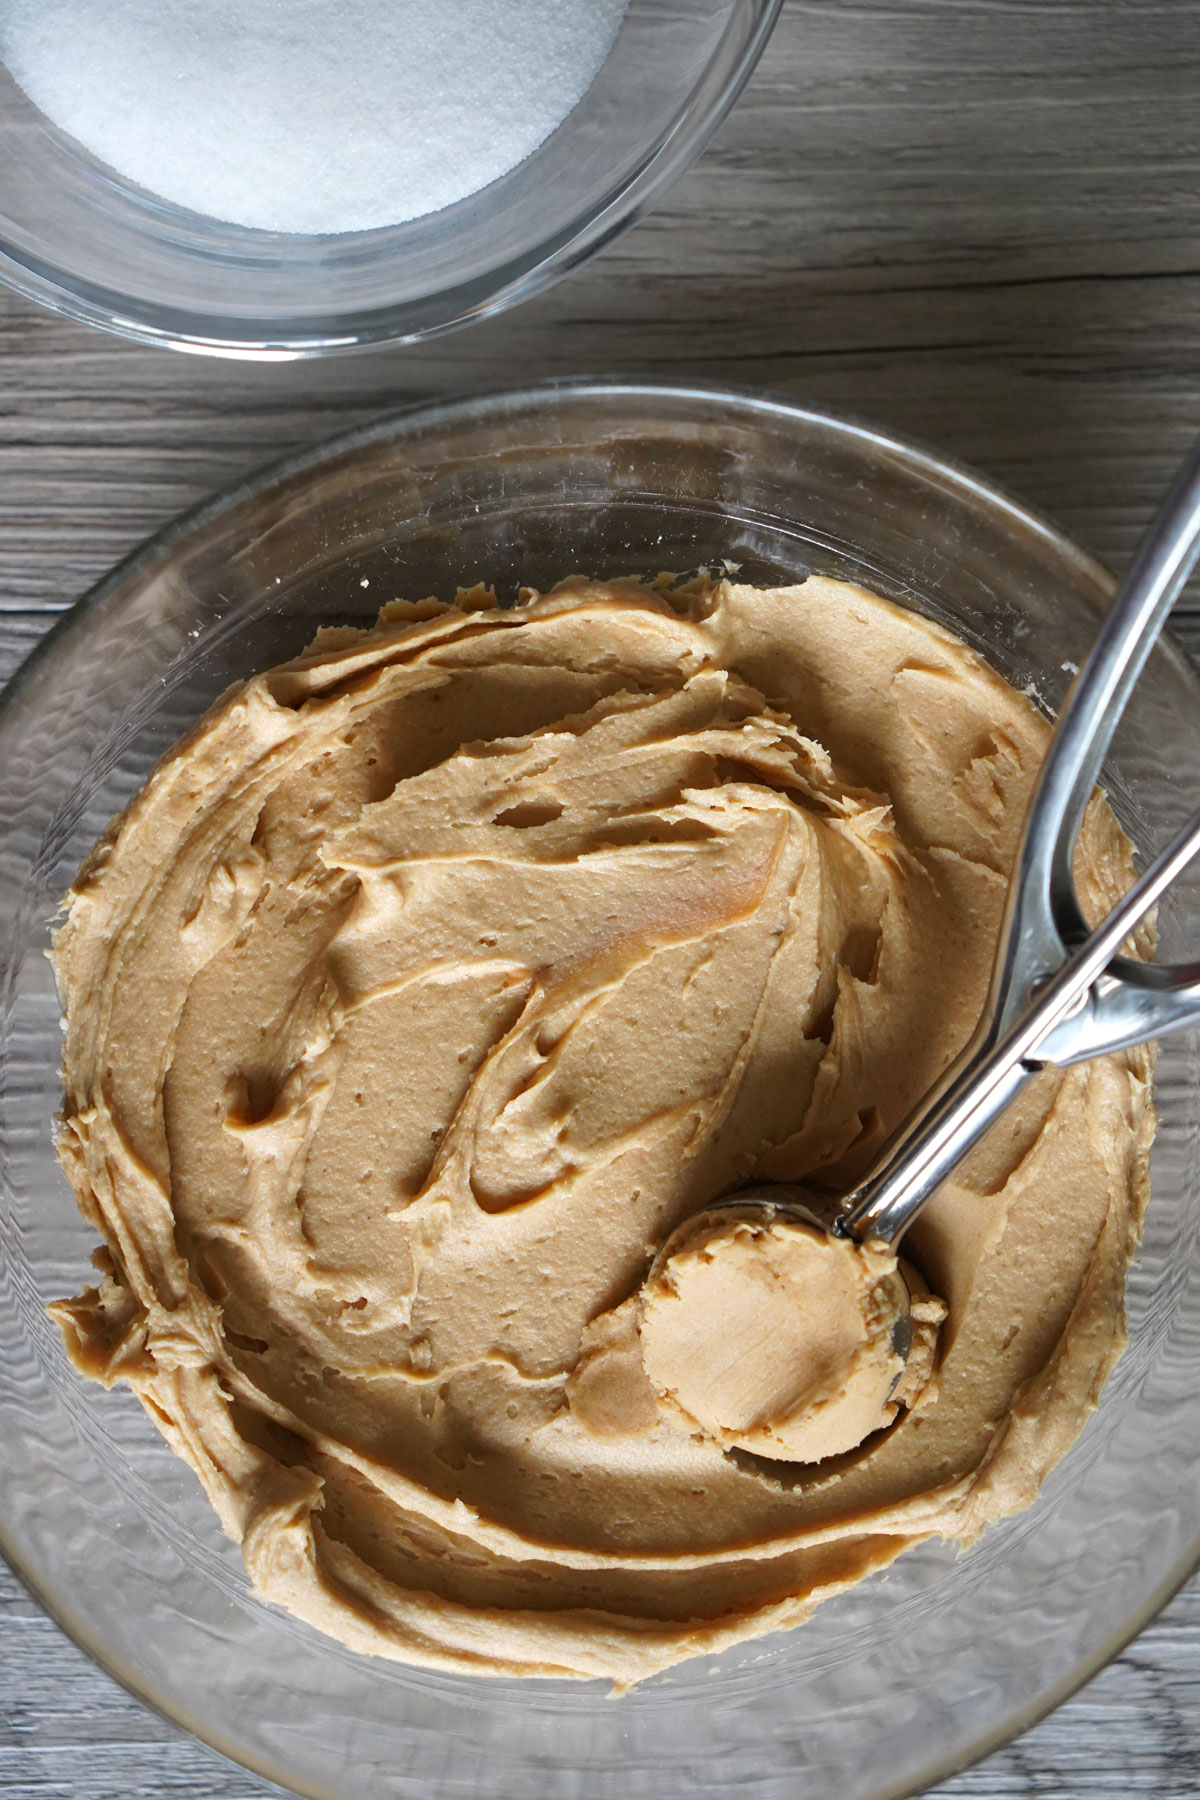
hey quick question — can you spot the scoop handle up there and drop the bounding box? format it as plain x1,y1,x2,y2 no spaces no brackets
840,800,1200,1243
985,437,1200,1043
836,441,1200,1246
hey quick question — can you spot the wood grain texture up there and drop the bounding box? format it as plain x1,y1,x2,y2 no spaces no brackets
5,1,1200,1794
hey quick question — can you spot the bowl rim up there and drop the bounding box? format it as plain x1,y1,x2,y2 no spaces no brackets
2,375,1198,1800
0,0,783,361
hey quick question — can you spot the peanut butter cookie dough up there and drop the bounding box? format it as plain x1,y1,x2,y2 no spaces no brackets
637,1209,943,1465
51,575,1154,1685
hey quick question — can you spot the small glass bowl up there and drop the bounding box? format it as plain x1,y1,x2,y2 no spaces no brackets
2,380,1199,1800
0,1,780,358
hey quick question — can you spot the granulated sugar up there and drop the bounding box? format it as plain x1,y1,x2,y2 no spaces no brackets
0,0,629,234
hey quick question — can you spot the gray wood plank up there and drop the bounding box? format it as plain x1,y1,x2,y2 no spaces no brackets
6,1,1200,1794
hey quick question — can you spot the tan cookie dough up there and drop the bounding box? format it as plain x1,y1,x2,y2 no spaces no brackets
50,574,1155,1687
638,1209,945,1464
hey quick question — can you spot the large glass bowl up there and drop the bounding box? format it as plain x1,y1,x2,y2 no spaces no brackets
0,2,780,358
2,381,1199,1800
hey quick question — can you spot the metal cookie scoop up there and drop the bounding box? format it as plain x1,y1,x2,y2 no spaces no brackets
654,440,1200,1380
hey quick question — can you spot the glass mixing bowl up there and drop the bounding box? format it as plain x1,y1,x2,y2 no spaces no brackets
0,2,780,358
2,381,1199,1800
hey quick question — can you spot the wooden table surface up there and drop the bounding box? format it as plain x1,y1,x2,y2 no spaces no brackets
5,2,1200,1794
